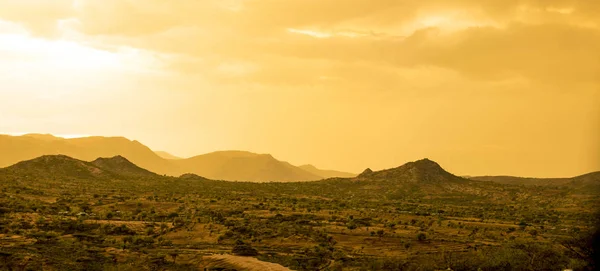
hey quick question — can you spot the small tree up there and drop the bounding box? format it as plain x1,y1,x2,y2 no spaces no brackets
417,233,427,241
169,250,179,264
232,240,258,256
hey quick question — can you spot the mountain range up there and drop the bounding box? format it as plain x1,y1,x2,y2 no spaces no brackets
0,134,355,182
2,155,597,195
2,134,598,186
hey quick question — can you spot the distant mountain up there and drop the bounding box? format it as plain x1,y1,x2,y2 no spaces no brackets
0,155,160,180
299,164,355,178
0,134,175,175
470,171,600,188
0,134,351,182
177,151,322,182
155,151,182,160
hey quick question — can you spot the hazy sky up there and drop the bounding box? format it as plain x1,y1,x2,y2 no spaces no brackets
1,0,599,177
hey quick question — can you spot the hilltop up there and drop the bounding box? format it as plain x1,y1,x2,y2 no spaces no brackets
91,156,160,178
0,155,116,180
354,158,467,184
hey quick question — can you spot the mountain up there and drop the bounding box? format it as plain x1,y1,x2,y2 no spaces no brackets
0,134,351,182
299,164,356,178
177,151,322,182
155,151,182,160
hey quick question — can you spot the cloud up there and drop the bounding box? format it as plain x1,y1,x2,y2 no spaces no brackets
0,0,599,86
0,0,75,37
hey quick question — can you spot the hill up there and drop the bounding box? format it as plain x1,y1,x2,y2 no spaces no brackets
311,158,494,199
299,164,356,178
0,135,357,181
355,158,467,184
155,151,182,160
0,155,160,180
0,156,597,271
0,155,116,180
91,156,160,178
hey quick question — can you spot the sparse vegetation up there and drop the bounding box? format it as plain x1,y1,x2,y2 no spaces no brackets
0,155,598,270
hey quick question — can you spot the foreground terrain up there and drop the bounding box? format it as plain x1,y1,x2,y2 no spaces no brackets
0,155,598,270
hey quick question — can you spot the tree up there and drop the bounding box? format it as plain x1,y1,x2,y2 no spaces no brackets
232,240,258,256
169,250,179,264
417,233,427,241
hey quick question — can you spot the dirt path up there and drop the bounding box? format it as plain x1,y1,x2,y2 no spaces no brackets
199,254,293,271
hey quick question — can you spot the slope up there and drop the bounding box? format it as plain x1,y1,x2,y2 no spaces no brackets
155,151,182,160
91,156,160,178
299,164,356,178
0,155,116,180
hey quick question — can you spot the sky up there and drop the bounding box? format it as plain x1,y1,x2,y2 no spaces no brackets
0,0,599,177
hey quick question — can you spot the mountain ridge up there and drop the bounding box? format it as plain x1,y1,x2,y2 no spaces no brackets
2,155,598,195
0,134,350,182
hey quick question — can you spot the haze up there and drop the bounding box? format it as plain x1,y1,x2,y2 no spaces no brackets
1,0,599,177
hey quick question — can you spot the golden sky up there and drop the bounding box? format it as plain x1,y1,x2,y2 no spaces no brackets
1,0,599,177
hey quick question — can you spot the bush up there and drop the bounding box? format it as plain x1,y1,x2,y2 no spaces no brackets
232,240,258,256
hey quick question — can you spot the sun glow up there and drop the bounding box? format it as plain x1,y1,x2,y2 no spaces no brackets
3,132,92,139
0,34,120,70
